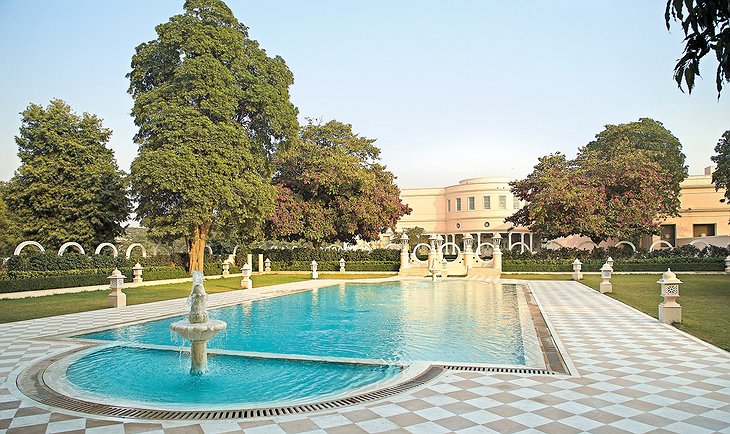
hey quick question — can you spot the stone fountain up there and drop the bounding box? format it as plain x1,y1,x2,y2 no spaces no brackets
170,271,227,375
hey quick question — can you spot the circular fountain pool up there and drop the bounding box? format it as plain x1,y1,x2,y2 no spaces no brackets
50,346,401,408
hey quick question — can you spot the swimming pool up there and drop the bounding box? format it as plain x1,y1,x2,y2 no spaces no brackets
55,279,542,407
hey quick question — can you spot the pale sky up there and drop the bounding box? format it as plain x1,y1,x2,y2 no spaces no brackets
0,0,728,189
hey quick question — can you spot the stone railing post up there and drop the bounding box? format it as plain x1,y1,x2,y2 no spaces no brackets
241,263,252,289
492,234,503,272
658,268,682,324
132,263,144,283
399,233,410,271
463,233,475,269
600,262,613,293
108,269,126,307
311,260,319,279
258,253,264,273
571,259,582,280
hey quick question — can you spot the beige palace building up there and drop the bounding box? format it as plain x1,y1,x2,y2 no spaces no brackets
393,169,730,252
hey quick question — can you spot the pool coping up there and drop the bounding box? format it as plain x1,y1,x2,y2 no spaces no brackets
13,276,573,420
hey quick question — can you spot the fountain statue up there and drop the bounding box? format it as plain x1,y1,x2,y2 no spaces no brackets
170,271,227,374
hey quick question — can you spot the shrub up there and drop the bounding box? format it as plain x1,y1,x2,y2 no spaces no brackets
502,256,725,272
269,260,399,272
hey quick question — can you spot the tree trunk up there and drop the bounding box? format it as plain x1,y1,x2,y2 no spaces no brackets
188,220,211,274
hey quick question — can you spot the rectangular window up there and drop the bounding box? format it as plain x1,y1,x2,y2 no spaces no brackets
447,199,451,213
693,224,716,237
456,198,462,212
513,197,520,209
468,196,475,211
483,196,491,209
498,195,506,210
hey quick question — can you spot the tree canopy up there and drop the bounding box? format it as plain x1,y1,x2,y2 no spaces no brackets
128,0,299,272
0,182,20,256
4,99,130,250
270,120,411,247
665,0,730,97
582,118,688,215
507,119,687,244
711,130,730,204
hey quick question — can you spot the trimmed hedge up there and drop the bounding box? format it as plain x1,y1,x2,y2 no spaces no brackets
503,257,725,272
0,264,241,294
270,261,400,272
238,248,400,267
5,252,185,272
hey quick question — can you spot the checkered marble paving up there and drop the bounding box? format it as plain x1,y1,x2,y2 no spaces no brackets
0,279,729,433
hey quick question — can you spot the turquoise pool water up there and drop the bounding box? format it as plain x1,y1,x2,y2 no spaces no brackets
65,346,399,406
65,280,527,406
80,280,525,364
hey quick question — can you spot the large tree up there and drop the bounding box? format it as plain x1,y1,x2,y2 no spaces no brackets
581,118,688,216
507,120,686,244
270,120,411,247
128,0,299,272
0,182,20,256
5,99,130,250
665,0,730,96
711,130,730,204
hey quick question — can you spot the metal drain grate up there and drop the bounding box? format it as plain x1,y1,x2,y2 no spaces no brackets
436,364,556,375
17,351,445,420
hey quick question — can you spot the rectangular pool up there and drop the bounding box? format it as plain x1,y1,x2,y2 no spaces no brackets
78,280,539,366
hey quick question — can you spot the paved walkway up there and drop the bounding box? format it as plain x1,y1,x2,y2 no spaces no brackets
0,280,728,433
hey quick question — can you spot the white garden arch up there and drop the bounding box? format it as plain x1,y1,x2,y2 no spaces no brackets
13,241,45,256
440,242,461,263
688,240,711,249
411,242,432,264
58,242,85,256
614,241,637,253
94,243,118,257
649,240,673,252
205,245,213,255
509,242,532,253
126,243,148,259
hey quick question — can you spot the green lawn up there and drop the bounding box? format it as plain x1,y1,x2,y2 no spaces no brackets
3,272,728,352
508,273,730,352
0,273,393,324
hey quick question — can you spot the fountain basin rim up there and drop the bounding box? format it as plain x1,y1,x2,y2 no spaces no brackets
170,319,227,342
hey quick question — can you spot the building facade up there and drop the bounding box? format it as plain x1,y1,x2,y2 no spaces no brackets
393,171,730,252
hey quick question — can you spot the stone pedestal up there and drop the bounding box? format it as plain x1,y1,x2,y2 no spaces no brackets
222,262,230,277
658,303,682,324
190,340,208,375
108,290,126,308
339,258,346,273
258,254,264,273
400,250,410,271
599,281,612,294
264,258,271,272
